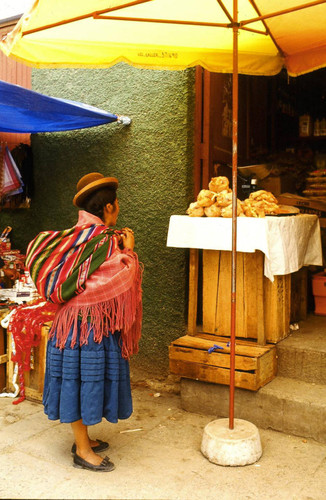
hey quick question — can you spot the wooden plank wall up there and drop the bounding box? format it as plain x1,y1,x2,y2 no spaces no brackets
202,249,292,344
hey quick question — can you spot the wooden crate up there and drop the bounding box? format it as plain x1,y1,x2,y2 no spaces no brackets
290,267,308,322
202,249,292,344
24,323,49,402
7,323,50,402
169,333,277,391
0,324,8,390
0,309,10,390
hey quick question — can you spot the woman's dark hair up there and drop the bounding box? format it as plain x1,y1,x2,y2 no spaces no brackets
80,186,117,220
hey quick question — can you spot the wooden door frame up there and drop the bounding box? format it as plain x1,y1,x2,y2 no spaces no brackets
194,66,211,198
188,67,211,334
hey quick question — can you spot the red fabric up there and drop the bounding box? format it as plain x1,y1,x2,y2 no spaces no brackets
26,212,119,303
50,211,143,359
8,300,59,404
0,146,23,197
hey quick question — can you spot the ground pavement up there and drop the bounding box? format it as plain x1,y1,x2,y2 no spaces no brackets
0,384,325,500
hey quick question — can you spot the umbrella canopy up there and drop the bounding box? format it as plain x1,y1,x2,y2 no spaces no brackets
0,79,121,132
1,0,326,76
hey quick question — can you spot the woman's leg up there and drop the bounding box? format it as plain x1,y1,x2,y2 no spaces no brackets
71,419,104,465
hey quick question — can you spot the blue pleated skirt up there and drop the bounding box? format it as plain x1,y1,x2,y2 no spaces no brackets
43,322,133,426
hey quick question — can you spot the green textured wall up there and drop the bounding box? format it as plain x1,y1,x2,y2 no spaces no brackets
1,64,195,376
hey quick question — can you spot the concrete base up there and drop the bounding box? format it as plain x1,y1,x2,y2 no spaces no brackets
201,418,262,466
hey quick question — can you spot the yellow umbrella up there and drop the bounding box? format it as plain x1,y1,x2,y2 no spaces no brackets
2,0,326,76
2,0,326,431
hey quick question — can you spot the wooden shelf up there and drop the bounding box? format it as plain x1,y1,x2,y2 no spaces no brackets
297,136,326,141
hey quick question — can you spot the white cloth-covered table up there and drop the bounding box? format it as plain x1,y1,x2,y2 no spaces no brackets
166,214,323,281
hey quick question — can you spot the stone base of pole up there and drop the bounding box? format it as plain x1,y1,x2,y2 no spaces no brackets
201,418,262,466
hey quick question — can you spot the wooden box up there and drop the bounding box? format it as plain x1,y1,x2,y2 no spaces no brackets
202,249,291,344
258,174,296,196
291,267,308,322
0,324,8,390
169,333,277,391
7,323,50,402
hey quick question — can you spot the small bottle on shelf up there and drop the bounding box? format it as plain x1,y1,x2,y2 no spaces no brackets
299,114,312,137
320,118,326,136
250,178,258,193
314,118,320,136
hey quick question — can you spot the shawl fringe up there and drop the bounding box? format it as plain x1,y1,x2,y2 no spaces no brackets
49,260,143,360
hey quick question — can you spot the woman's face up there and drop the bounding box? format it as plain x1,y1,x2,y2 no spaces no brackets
103,198,120,226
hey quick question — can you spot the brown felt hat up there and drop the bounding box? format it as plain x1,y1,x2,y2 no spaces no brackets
73,172,118,207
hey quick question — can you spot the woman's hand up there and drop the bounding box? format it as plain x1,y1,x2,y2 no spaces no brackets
120,227,135,251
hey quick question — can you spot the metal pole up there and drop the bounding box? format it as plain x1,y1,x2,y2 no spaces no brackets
229,0,239,430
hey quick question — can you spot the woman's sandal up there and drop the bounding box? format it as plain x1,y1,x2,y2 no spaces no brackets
73,454,115,472
71,439,109,455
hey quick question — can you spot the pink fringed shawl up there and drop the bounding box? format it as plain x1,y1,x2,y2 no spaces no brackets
29,211,143,360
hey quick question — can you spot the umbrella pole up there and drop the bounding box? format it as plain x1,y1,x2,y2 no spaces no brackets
202,2,261,465
229,0,239,431
197,0,262,467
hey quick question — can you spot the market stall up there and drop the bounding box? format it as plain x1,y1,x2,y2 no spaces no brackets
167,210,323,390
167,214,322,282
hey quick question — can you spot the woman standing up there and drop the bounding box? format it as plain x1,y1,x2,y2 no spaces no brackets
26,172,143,472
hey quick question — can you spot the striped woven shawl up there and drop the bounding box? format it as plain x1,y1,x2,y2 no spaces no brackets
25,211,142,359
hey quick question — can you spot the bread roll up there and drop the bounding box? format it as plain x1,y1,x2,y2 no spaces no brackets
242,199,265,217
204,204,222,217
221,200,243,218
208,176,229,193
197,189,217,207
186,202,204,217
215,190,232,207
249,190,278,204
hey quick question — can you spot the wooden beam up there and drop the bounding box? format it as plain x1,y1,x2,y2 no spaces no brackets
187,248,199,335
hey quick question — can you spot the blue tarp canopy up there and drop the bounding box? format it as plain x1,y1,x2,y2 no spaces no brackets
0,79,120,133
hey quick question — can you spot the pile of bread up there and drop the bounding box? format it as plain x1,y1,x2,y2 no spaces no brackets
303,169,326,200
186,176,280,218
